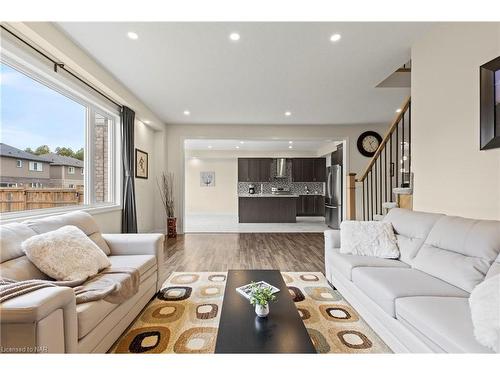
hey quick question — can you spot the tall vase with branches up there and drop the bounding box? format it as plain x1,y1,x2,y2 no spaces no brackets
157,172,176,238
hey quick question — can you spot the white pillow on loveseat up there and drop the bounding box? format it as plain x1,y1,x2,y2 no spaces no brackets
22,225,111,281
339,220,400,259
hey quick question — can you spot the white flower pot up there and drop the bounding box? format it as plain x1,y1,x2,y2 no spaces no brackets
255,303,269,318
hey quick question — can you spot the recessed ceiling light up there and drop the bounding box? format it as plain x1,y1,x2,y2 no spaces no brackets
395,108,402,113
288,145,293,149
289,141,293,144
183,110,191,116
208,145,212,149
284,111,292,117
143,120,151,124
127,32,139,40
229,32,240,41
240,141,245,144
330,33,341,42
236,146,240,149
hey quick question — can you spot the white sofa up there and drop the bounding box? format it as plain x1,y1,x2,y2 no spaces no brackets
324,208,500,353
0,211,166,353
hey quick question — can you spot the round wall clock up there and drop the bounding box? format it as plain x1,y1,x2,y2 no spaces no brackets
357,131,383,157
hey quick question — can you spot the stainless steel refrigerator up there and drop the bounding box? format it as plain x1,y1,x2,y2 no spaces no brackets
325,158,342,229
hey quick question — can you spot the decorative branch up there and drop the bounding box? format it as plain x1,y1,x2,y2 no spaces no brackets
157,172,175,218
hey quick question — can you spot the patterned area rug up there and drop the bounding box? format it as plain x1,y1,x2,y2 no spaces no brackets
110,272,391,354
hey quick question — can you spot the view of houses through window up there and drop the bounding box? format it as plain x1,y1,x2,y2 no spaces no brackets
0,61,115,214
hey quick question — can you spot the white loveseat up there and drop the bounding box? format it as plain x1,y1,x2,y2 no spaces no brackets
0,211,166,353
324,208,500,353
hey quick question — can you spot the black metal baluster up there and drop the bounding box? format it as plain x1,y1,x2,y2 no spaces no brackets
384,145,388,204
395,122,399,188
379,154,383,213
373,159,378,214
362,179,366,221
402,111,405,187
408,101,412,185
390,133,393,201
370,170,373,220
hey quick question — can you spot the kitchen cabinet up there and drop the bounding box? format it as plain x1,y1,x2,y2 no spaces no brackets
291,158,326,182
297,195,325,216
238,158,272,182
239,197,297,223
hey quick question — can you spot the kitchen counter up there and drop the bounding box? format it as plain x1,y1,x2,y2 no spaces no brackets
238,193,299,198
238,195,297,223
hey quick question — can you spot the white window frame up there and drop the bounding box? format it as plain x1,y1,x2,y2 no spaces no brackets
0,45,122,222
68,166,75,174
29,161,43,172
16,160,23,168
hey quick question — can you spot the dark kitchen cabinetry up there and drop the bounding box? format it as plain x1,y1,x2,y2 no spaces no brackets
238,158,272,182
296,195,325,216
239,197,297,223
291,158,326,182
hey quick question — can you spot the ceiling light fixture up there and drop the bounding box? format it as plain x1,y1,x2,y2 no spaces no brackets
284,111,292,116
127,32,139,40
288,145,293,149
330,33,341,42
208,145,212,149
143,120,151,124
289,141,293,144
229,32,240,41
395,108,402,113
236,146,240,149
240,141,245,144
183,110,191,116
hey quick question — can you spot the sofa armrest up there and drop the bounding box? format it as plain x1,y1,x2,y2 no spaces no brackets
0,287,77,353
324,229,341,250
102,233,165,266
102,233,166,290
102,233,164,258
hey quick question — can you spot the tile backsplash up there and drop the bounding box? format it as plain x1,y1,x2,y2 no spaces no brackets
237,159,325,195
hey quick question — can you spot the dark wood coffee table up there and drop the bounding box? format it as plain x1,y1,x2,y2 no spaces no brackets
214,269,316,353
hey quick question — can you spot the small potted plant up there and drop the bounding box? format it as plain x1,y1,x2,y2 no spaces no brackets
249,282,277,318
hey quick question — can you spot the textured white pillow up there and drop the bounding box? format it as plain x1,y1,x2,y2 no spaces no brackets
22,225,111,281
340,221,399,259
469,275,500,352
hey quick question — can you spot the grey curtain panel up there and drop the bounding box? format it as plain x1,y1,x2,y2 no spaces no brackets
121,106,138,233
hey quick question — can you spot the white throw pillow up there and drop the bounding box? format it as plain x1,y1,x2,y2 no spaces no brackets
22,225,111,281
469,274,500,352
340,221,400,259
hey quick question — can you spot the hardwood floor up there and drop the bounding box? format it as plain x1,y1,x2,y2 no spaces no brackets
162,233,325,277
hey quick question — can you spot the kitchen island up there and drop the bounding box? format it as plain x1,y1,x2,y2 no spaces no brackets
238,194,298,223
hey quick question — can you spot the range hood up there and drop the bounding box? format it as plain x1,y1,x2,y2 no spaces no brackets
275,158,287,178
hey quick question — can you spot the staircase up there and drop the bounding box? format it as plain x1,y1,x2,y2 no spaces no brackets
350,97,413,221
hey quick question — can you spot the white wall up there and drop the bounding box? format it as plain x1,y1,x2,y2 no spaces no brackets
412,23,500,220
164,123,389,231
135,121,158,232
4,22,167,233
186,158,238,215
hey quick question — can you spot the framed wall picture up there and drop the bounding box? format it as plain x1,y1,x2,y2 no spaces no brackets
480,55,500,150
200,171,215,187
135,148,148,179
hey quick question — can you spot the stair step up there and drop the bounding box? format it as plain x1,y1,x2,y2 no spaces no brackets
373,214,385,221
382,202,398,209
393,187,413,195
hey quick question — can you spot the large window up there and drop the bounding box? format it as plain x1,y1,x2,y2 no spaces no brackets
0,59,119,216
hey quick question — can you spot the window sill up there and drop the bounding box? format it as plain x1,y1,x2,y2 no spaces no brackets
0,204,122,224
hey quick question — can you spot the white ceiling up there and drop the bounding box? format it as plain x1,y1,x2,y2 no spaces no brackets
57,22,433,125
184,139,337,151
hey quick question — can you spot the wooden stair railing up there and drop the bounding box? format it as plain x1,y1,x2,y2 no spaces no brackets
352,96,412,220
